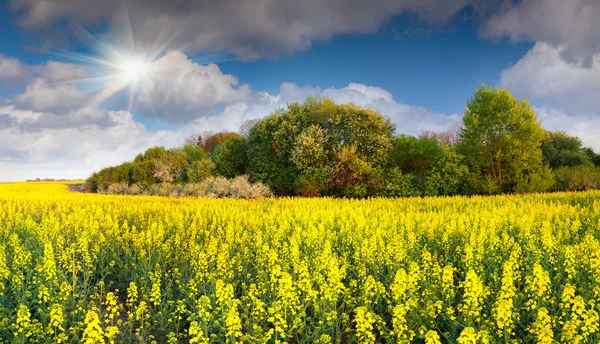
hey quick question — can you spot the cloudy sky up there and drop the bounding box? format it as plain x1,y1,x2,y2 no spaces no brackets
0,0,599,181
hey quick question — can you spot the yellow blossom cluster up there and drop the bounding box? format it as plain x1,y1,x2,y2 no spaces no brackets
0,182,600,343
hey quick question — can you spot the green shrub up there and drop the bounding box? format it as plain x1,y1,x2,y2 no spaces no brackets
296,169,331,197
246,97,395,194
131,161,156,188
213,138,247,178
553,166,600,191
182,143,208,163
514,165,555,193
186,159,215,183
330,145,373,197
373,168,418,197
424,146,469,196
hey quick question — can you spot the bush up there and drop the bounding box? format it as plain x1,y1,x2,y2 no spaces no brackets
424,146,469,196
296,169,331,197
541,131,592,168
182,183,203,197
200,176,230,197
373,168,418,197
553,166,600,191
128,177,273,199
514,165,555,193
106,182,130,195
480,175,502,195
212,138,247,178
186,159,215,183
128,184,143,195
246,97,395,194
330,145,373,197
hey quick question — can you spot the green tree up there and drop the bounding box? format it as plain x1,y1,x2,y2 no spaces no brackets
583,147,600,166
212,138,248,178
425,145,469,196
246,97,395,194
330,145,373,198
292,125,331,196
459,86,546,193
391,134,443,187
182,142,208,164
195,131,242,155
131,161,156,188
187,160,216,183
292,125,328,171
541,131,592,168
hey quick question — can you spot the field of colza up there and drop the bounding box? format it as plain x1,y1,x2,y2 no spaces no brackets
1,182,600,344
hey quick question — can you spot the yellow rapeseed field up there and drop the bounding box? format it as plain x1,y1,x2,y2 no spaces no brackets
1,182,599,343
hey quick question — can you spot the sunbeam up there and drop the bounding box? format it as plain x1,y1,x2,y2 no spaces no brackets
43,4,179,113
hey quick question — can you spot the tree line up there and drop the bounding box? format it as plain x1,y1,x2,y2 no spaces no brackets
85,85,600,197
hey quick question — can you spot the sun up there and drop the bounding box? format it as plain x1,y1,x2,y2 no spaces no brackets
117,56,150,84
47,6,175,111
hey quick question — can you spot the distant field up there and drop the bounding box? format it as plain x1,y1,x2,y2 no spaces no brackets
0,182,599,343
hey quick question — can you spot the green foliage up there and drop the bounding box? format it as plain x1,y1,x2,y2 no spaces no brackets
197,131,242,155
111,162,133,183
186,159,216,183
514,165,555,194
246,97,395,194
292,125,328,171
459,85,546,193
86,92,600,198
86,146,190,189
330,145,374,197
182,143,208,164
392,134,444,186
295,169,331,197
425,146,469,196
553,165,600,191
212,138,248,178
541,131,592,168
373,168,418,197
131,161,156,188
583,147,600,166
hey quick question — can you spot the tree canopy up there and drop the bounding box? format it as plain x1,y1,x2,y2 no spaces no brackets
459,86,546,193
86,89,600,198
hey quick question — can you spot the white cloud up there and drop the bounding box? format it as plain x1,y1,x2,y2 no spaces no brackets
10,0,470,60
500,42,600,115
0,55,24,80
1,58,91,111
38,61,87,81
0,104,183,181
135,50,252,121
13,78,90,112
483,0,600,65
0,57,86,84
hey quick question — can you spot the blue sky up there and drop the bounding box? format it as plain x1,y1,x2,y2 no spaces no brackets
218,17,533,115
1,0,599,181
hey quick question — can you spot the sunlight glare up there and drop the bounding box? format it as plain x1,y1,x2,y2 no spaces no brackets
118,56,149,83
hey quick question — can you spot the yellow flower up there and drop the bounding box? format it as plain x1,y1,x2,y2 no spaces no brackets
82,310,104,344
354,306,376,344
424,330,442,344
